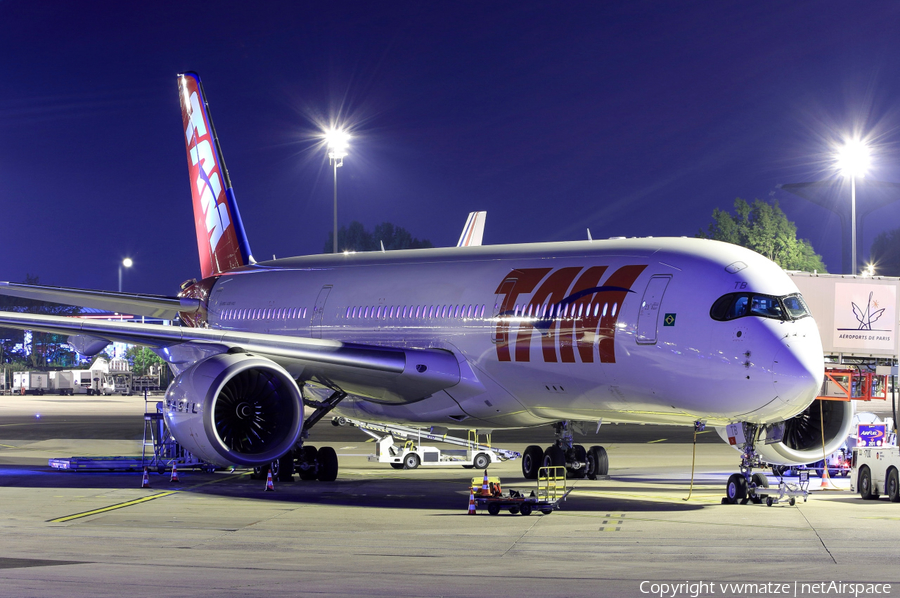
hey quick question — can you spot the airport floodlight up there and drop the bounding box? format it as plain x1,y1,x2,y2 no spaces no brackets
835,138,870,179
119,258,133,293
834,137,871,276
325,128,350,165
325,127,351,254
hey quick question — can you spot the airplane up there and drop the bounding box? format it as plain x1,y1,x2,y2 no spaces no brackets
0,72,852,504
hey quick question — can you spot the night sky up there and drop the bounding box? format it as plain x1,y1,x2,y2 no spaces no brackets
3,2,900,294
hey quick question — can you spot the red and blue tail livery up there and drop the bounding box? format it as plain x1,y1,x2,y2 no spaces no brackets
178,72,254,279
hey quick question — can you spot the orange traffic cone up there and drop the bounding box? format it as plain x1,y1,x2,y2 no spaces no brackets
467,489,477,515
141,467,150,488
265,468,275,492
481,470,489,494
820,466,831,489
170,462,179,483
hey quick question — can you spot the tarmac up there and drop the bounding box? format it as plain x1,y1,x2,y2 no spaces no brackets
1,394,900,598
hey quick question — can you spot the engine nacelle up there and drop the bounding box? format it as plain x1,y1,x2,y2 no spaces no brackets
164,353,304,467
717,400,855,466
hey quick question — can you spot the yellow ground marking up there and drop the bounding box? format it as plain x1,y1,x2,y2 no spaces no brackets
48,471,250,522
0,443,17,448
647,438,667,444
48,492,177,522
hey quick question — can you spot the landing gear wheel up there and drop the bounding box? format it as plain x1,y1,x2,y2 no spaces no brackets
487,502,501,516
568,445,587,479
403,453,420,470
316,446,339,482
725,473,747,504
586,445,608,480
522,445,543,480
750,472,768,504
250,466,266,480
519,503,532,516
275,452,295,482
888,469,900,503
297,446,318,480
542,445,566,470
472,452,490,470
859,466,878,500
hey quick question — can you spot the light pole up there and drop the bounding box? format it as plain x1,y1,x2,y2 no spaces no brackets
325,128,350,254
835,138,870,276
118,258,133,292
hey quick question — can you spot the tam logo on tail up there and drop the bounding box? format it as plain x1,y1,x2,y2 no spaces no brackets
178,72,254,278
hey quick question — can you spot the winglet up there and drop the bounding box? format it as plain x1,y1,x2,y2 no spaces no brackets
456,211,486,247
178,72,255,278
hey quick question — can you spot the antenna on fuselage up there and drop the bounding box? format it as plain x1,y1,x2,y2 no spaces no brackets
587,228,593,242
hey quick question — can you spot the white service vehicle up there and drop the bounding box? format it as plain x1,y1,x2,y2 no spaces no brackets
851,445,900,502
49,371,76,395
336,417,517,470
13,371,49,395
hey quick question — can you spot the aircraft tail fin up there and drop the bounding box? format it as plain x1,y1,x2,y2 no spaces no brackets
178,72,254,278
457,211,486,247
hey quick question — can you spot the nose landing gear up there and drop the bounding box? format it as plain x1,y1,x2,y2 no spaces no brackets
721,423,771,505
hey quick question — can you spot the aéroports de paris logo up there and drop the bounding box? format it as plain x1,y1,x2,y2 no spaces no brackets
851,291,886,330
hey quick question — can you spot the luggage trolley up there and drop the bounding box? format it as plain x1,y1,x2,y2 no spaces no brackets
473,466,572,516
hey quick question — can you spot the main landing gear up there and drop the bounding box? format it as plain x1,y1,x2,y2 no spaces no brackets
522,421,609,481
250,385,347,484
721,423,769,505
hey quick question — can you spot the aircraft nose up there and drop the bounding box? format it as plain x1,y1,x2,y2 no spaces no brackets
772,340,824,413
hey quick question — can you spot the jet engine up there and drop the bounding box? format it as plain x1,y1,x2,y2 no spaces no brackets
718,400,855,466
163,353,304,467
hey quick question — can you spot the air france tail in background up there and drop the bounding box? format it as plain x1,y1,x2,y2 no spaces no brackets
456,211,486,247
179,72,255,278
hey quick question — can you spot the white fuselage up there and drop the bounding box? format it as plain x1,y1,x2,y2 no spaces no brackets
203,237,824,430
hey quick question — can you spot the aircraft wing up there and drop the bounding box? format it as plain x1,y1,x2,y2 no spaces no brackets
0,281,199,319
0,310,460,404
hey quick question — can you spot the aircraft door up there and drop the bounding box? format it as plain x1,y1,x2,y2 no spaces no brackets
492,278,517,344
635,275,671,345
311,285,332,339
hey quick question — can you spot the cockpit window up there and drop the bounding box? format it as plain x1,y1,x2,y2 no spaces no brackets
781,294,811,319
750,295,783,318
710,292,811,322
